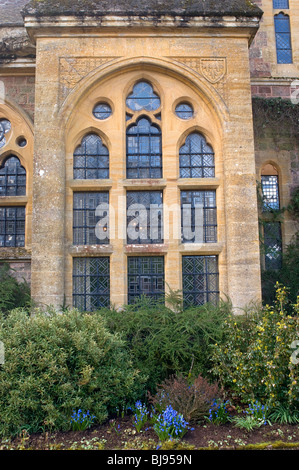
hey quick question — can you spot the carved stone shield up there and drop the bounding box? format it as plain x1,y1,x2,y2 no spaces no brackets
200,58,226,83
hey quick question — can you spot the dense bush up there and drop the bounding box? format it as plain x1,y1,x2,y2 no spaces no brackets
148,374,221,423
0,308,142,437
210,284,299,410
0,264,31,315
100,296,230,395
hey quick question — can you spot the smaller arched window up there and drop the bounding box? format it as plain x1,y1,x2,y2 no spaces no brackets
73,134,109,179
274,13,292,64
261,164,280,211
179,132,215,178
0,155,26,196
127,117,162,179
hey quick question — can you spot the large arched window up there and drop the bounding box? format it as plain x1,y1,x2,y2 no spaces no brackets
179,132,215,178
0,155,26,196
73,133,109,179
126,117,162,179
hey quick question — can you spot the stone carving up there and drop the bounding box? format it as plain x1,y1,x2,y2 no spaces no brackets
200,58,226,84
59,56,120,105
168,56,227,102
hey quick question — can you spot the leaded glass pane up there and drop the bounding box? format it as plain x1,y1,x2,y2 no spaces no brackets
182,255,219,307
273,0,289,9
0,206,25,247
261,175,280,210
127,256,164,304
73,134,109,179
275,13,292,64
93,102,112,120
0,156,26,196
127,191,163,244
127,117,162,179
179,132,215,178
175,103,194,120
126,81,160,112
73,192,109,245
181,190,217,243
73,257,110,310
264,222,282,270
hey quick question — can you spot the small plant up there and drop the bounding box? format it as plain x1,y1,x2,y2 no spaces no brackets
207,400,230,425
132,401,149,432
232,414,264,432
246,400,269,424
70,410,95,431
268,403,299,424
152,405,192,441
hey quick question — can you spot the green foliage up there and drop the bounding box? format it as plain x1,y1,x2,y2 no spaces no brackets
0,264,31,315
268,403,299,425
231,414,265,432
100,296,230,394
210,284,299,409
0,308,141,437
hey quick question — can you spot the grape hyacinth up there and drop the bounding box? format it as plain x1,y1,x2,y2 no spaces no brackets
70,409,95,431
153,405,192,441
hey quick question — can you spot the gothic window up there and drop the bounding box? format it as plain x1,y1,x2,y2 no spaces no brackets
73,134,109,179
181,190,217,243
73,192,109,245
274,13,293,64
73,257,110,310
126,81,162,179
182,255,219,307
0,206,25,247
0,155,26,196
179,132,215,178
127,256,164,304
127,191,163,244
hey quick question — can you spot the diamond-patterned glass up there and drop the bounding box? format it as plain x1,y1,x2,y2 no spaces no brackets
73,134,109,179
0,119,11,149
179,132,215,178
274,13,292,64
93,102,112,120
73,257,110,310
0,206,25,247
264,222,282,270
182,255,219,307
73,192,109,245
261,175,280,210
127,256,164,304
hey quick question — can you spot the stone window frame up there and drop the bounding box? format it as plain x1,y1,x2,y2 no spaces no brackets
64,68,223,309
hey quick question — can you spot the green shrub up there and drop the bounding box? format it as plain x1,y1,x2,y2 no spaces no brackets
0,264,31,315
210,284,299,409
100,296,230,394
0,308,141,437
